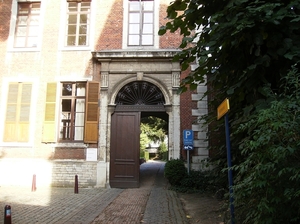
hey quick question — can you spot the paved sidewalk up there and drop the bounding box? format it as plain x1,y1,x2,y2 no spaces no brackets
0,160,189,224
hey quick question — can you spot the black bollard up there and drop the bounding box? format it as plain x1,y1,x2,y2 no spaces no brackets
32,174,37,192
74,175,79,194
4,205,11,224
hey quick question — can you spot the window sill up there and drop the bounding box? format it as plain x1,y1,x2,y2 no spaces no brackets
55,142,88,148
7,48,42,52
60,46,92,51
0,142,34,147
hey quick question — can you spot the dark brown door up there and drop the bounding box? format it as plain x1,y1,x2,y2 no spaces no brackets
110,112,140,188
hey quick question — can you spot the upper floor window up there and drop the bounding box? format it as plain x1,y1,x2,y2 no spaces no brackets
65,1,91,47
128,0,154,46
14,2,41,48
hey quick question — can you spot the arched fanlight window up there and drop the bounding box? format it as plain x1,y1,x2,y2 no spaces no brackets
115,81,165,105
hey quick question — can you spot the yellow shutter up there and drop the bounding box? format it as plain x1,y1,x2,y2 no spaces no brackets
42,83,57,142
84,81,99,143
4,83,32,142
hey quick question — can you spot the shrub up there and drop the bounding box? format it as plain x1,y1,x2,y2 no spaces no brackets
233,68,300,223
179,170,215,193
164,159,187,186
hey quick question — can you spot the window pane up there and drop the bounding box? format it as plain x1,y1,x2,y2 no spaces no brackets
76,83,86,96
28,26,39,36
75,99,85,112
29,15,40,25
18,16,28,25
14,37,26,47
67,36,76,45
16,27,26,36
68,3,78,11
143,2,154,11
62,99,71,112
27,37,37,47
81,3,90,11
129,24,140,34
81,3,91,7
128,35,139,45
31,3,41,13
19,4,29,13
142,35,153,45
62,84,72,96
68,15,77,24
129,2,140,11
74,127,84,140
143,12,153,23
78,36,87,45
68,25,76,35
129,13,140,23
79,25,87,34
75,113,84,125
80,14,88,23
59,118,71,140
142,24,153,34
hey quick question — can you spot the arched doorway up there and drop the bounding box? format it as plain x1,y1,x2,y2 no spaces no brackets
110,81,167,188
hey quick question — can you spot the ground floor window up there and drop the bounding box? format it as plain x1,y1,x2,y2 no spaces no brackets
43,81,99,143
4,82,32,142
59,82,86,141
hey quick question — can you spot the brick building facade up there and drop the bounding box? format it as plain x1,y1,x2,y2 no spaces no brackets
0,0,208,188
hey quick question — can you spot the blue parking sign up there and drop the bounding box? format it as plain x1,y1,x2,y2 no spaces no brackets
183,130,193,146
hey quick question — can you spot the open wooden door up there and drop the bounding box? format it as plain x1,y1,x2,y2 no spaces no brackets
110,112,140,188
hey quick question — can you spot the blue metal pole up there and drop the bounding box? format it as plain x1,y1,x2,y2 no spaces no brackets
225,113,235,224
187,150,190,175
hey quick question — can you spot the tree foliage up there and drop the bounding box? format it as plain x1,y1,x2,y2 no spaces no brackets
141,116,167,143
160,0,300,223
233,68,300,223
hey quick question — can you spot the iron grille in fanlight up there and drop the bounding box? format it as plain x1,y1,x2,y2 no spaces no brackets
115,81,165,105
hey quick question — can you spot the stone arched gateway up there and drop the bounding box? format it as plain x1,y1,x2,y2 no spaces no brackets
92,50,181,188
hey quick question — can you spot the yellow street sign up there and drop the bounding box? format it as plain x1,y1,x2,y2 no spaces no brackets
217,98,230,120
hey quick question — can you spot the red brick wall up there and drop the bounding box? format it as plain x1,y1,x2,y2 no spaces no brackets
53,148,85,160
180,68,196,160
159,3,182,48
95,0,123,50
0,0,12,42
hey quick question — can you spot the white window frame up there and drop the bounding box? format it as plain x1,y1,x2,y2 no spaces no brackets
59,0,95,51
122,0,159,49
7,0,45,52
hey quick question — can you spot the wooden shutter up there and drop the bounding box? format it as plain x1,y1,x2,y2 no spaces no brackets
42,83,57,142
4,83,32,142
18,83,31,142
84,81,99,143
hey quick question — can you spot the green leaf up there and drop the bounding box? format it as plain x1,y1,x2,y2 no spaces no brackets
158,26,167,36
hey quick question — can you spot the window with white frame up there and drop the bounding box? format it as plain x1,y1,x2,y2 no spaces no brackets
128,0,154,46
14,2,41,48
65,1,91,47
